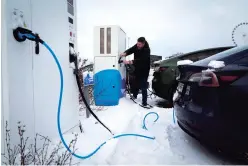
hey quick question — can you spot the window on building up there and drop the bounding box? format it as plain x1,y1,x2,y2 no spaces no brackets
100,28,105,54
107,27,111,54
67,0,73,5
67,0,74,16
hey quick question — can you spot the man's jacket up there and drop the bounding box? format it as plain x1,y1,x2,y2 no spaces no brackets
124,43,150,79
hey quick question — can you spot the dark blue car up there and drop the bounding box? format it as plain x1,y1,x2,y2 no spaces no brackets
174,45,248,154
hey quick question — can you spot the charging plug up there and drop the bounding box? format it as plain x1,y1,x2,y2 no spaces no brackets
13,27,43,54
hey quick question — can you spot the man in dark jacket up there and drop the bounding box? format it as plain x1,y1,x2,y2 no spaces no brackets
120,37,151,106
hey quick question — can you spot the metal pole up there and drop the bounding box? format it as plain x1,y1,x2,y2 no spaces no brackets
83,86,90,118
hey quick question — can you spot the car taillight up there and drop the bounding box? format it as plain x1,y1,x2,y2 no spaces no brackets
219,76,238,82
189,71,219,87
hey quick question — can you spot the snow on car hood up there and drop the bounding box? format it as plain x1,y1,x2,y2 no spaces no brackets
208,60,225,69
177,60,193,66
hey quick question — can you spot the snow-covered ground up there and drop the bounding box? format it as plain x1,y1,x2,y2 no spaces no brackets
54,69,238,165
59,97,236,165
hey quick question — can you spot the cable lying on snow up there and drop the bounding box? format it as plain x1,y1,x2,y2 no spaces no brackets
47,41,160,160
12,27,160,160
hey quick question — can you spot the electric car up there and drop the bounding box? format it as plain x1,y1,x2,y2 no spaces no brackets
152,46,233,103
174,45,248,154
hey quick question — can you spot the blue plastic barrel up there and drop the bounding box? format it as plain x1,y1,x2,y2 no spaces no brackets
93,69,122,106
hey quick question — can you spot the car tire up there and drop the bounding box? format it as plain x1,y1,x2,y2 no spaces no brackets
168,89,174,104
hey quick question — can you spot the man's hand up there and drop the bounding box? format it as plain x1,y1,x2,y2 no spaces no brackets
120,52,127,57
123,60,133,64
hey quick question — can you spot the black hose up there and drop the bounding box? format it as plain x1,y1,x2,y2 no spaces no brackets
125,70,154,99
73,57,113,135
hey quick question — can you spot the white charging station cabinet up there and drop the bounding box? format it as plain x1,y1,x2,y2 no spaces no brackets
93,25,127,97
1,0,80,152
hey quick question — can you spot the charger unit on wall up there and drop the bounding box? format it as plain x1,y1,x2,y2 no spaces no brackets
93,25,127,97
1,0,80,153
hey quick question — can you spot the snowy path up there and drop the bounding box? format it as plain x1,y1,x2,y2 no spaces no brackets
104,99,230,165
59,97,235,165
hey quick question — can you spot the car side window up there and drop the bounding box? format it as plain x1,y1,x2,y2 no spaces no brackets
182,54,198,62
182,53,216,62
233,55,248,66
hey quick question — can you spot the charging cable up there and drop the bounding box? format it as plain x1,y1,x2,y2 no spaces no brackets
13,27,160,159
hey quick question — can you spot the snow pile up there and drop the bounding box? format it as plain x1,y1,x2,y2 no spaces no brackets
208,60,225,69
84,60,94,66
202,68,215,72
149,69,154,76
177,60,193,66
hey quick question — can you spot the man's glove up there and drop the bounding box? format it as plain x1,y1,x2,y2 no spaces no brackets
120,52,127,57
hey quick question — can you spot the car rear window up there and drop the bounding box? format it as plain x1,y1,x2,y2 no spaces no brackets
192,45,248,66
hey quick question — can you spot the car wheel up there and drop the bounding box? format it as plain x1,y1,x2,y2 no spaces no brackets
168,89,174,104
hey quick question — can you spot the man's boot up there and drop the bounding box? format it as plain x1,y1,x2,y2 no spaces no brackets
141,89,148,106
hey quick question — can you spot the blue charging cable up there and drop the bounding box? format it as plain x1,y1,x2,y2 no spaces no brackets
15,30,160,159
142,112,159,130
43,42,160,159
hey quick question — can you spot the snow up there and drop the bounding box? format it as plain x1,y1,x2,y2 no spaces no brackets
177,60,193,66
208,60,225,69
202,68,216,72
148,69,154,86
83,61,94,66
57,97,235,165
52,74,237,165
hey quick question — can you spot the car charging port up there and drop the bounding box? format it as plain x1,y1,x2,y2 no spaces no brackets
69,43,77,63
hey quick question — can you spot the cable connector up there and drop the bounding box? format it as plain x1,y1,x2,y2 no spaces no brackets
13,27,44,54
118,57,123,64
73,68,79,75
